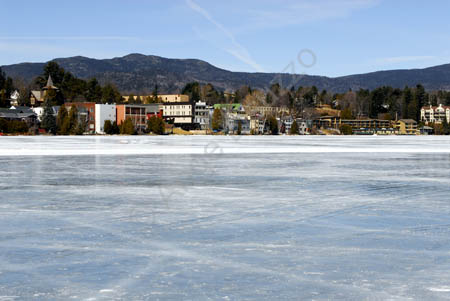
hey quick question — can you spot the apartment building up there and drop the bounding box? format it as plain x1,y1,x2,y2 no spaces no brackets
162,95,193,128
421,104,450,124
116,104,148,132
95,104,116,134
244,105,289,116
396,119,418,135
194,101,210,130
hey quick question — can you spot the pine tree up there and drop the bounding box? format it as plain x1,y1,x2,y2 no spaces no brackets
120,118,135,135
147,116,165,134
104,120,113,134
290,120,299,135
56,104,68,134
67,105,79,134
40,101,57,134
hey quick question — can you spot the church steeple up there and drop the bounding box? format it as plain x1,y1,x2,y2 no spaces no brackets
43,75,58,90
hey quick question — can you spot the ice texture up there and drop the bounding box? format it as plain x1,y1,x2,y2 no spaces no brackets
0,136,450,300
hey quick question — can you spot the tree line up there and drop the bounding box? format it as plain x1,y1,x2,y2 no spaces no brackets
182,81,450,122
0,62,123,108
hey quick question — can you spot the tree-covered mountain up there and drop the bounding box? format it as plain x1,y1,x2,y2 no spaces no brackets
2,53,450,93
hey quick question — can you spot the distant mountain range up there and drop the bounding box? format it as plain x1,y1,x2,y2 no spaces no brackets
2,53,450,93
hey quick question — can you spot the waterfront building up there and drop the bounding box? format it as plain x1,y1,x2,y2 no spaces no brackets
396,119,418,135
421,104,450,124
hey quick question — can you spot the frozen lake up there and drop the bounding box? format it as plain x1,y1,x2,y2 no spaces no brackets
1,136,450,300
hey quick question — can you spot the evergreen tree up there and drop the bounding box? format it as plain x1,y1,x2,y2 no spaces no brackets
181,82,200,102
147,116,165,134
56,104,68,134
212,108,223,131
266,116,279,135
120,118,135,135
67,105,79,134
101,84,122,104
40,101,57,134
290,120,299,135
85,78,102,101
112,122,120,134
36,62,65,88
402,87,413,119
104,120,113,134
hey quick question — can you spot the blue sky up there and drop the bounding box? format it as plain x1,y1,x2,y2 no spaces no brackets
1,0,450,77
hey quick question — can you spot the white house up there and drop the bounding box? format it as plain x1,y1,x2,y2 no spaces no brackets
9,90,20,106
95,104,116,134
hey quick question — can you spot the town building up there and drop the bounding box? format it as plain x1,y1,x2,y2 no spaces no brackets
244,106,289,117
65,102,96,133
224,113,250,134
162,95,193,128
116,104,148,133
95,104,116,134
396,119,418,135
159,94,189,103
421,104,450,124
420,126,434,135
0,107,37,127
30,76,58,106
280,116,294,133
194,101,210,130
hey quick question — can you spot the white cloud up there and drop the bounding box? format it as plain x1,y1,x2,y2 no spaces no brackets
240,0,380,30
186,0,265,72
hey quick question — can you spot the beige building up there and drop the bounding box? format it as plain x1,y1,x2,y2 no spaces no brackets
244,106,290,116
160,94,192,126
159,94,189,103
163,103,193,124
396,119,418,135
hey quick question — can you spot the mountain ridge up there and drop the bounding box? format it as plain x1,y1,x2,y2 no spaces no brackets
2,54,450,93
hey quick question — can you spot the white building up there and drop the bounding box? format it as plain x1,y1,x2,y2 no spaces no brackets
194,101,210,130
162,95,193,127
95,104,116,134
421,104,450,124
9,90,19,106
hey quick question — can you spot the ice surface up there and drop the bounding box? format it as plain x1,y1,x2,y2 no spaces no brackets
0,136,450,300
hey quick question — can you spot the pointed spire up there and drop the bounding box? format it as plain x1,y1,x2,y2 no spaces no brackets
46,75,54,87
43,75,58,91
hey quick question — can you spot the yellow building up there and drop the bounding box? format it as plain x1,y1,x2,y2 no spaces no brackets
396,119,418,135
159,94,189,103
